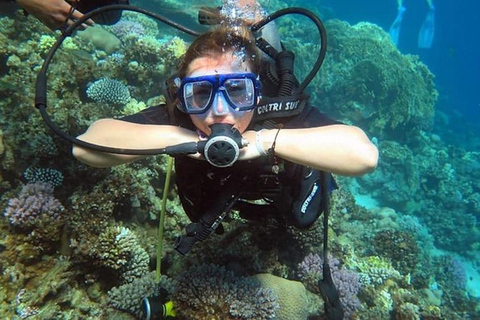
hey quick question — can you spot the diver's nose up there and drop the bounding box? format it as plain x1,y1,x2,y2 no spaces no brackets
211,92,229,116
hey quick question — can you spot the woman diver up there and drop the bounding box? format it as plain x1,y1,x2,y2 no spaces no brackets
72,3,378,246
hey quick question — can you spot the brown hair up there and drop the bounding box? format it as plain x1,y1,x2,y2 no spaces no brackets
178,26,261,77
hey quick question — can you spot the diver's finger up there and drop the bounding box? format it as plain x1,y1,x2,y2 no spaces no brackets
66,18,76,28
64,19,91,31
62,15,92,31
73,22,90,30
70,9,95,26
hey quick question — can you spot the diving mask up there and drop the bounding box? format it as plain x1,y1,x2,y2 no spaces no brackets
178,73,261,114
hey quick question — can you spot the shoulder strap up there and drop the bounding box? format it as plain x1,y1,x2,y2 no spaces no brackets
252,94,309,125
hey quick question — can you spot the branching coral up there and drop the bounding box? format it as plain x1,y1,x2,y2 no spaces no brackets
173,264,279,320
86,78,131,105
77,224,150,285
107,272,174,317
352,256,402,287
23,167,63,188
3,182,64,230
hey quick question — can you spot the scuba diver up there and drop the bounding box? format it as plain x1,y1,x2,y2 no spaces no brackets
389,0,435,48
35,0,378,318
72,13,377,248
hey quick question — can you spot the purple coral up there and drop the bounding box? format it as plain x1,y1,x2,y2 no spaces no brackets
3,182,64,229
298,252,324,278
298,253,362,319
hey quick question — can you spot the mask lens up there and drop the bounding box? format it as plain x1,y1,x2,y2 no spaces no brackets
183,81,213,112
224,78,255,109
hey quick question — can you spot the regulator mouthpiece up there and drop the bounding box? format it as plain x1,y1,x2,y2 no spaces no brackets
203,123,247,167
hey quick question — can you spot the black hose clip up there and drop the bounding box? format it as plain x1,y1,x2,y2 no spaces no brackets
175,190,241,255
174,221,213,255
198,6,222,25
75,0,130,25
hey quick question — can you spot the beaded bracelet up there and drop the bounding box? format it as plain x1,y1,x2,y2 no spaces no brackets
268,125,283,156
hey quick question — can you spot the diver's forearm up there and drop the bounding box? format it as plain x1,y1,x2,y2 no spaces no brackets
72,119,198,167
259,125,378,176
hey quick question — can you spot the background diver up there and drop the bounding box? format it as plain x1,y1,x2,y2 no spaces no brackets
389,0,435,48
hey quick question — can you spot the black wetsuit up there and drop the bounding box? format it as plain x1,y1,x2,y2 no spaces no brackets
122,104,338,228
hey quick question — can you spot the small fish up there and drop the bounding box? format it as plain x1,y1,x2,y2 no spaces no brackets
65,48,94,62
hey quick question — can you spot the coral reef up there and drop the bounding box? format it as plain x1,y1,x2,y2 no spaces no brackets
306,20,437,142
173,264,279,320
359,134,480,253
298,253,362,318
86,78,132,105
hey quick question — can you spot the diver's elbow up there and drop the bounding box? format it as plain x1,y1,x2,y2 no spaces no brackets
72,145,85,162
72,145,91,166
360,143,379,174
72,145,110,168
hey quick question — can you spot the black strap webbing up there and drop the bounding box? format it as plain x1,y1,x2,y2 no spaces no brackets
175,184,240,255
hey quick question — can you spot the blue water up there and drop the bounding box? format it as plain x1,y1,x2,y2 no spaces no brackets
325,0,480,134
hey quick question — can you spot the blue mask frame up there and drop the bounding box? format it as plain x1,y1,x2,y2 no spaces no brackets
178,73,261,114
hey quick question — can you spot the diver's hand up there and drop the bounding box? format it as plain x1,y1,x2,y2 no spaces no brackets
17,0,94,30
